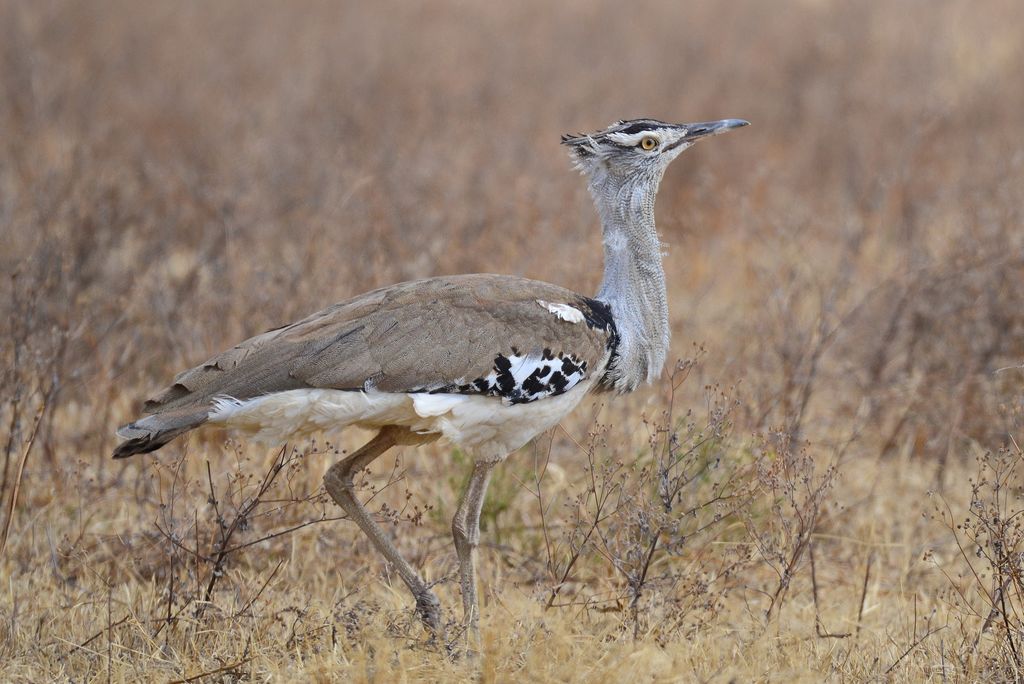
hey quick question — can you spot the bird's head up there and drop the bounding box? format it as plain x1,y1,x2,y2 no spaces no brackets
561,118,749,183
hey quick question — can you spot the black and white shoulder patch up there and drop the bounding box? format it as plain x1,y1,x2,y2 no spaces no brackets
411,296,618,404
428,348,589,405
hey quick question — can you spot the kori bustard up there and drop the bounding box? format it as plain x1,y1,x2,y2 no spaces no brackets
114,117,748,637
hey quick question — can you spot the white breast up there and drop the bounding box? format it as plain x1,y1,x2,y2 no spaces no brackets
207,372,600,462
408,374,597,460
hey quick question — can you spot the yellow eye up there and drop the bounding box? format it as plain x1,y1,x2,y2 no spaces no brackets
640,136,658,151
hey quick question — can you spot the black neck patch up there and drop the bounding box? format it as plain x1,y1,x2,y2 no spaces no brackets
575,296,614,331
576,297,620,390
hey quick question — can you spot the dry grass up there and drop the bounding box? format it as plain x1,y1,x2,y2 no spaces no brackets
2,0,1024,681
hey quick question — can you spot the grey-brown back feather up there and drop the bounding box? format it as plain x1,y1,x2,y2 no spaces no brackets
114,274,614,457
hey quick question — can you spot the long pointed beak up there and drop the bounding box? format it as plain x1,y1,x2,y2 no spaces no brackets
679,119,749,140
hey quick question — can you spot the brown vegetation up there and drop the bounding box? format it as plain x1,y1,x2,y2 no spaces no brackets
2,1,1023,680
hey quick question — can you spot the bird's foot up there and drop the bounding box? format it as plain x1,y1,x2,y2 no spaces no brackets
461,624,482,661
445,618,481,661
414,591,445,643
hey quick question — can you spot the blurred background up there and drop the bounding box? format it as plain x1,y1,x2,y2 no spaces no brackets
3,1,1024,680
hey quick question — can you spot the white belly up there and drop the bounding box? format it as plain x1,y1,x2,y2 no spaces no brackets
207,375,597,461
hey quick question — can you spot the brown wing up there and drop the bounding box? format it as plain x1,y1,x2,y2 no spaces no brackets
114,274,615,457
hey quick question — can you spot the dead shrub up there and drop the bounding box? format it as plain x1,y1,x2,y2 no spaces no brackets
930,441,1024,680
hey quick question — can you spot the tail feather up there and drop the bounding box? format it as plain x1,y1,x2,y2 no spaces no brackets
112,408,209,458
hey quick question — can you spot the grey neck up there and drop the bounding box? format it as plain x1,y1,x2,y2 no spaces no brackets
589,168,670,393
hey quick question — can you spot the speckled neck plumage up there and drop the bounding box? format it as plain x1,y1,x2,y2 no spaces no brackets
589,165,670,393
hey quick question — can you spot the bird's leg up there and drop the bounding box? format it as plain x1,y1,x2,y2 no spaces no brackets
451,459,497,647
323,426,444,638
